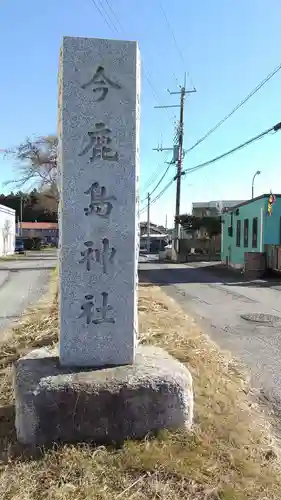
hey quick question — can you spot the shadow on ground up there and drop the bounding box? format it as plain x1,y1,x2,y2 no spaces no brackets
0,404,44,463
0,402,134,464
138,262,281,289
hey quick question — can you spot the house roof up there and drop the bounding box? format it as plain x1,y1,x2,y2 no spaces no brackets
140,221,165,229
20,222,58,229
140,222,166,233
225,194,281,212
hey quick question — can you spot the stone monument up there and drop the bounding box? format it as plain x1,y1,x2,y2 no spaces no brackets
58,36,139,367
13,36,193,446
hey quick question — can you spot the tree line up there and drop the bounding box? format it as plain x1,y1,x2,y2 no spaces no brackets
0,189,57,222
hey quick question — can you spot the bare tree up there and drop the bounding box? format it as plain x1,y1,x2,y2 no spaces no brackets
2,135,58,211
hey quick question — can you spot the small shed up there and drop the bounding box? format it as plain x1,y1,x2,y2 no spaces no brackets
221,194,281,274
0,204,16,257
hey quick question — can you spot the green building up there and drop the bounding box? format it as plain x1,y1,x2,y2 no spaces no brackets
221,194,281,271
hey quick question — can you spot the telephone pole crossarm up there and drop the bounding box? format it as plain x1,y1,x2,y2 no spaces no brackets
154,105,180,109
152,147,174,152
168,89,196,95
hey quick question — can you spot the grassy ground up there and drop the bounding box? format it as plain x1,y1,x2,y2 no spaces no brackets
0,253,26,261
0,278,281,499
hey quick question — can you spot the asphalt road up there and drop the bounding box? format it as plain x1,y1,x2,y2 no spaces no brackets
0,251,57,339
139,259,281,414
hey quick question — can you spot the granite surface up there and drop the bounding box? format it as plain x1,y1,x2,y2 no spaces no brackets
58,37,140,367
14,345,193,446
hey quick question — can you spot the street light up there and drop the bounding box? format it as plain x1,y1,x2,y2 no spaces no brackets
252,170,261,199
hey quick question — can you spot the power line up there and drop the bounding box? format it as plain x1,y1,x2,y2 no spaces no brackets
141,119,180,198
104,0,123,32
89,0,175,120
158,1,194,88
187,61,281,153
88,0,178,205
141,159,172,204
101,0,178,109
93,0,120,33
183,121,281,176
159,2,185,66
141,151,170,195
89,0,113,31
149,161,172,197
98,0,165,106
139,177,174,215
140,120,281,216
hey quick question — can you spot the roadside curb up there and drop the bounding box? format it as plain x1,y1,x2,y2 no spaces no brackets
0,266,56,272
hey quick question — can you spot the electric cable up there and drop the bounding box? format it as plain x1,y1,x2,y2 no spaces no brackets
186,62,281,153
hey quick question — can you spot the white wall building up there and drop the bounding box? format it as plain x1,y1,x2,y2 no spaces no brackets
192,200,246,217
0,204,16,257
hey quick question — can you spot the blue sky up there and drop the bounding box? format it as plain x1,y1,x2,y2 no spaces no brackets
0,0,280,227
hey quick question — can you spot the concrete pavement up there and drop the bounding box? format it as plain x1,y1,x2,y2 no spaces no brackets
139,259,281,415
0,250,57,338
0,250,57,271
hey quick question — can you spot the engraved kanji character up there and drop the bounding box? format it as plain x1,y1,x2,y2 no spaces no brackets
79,238,116,273
95,238,116,274
78,241,95,271
84,181,116,217
78,122,118,162
78,294,95,325
93,292,115,324
81,65,121,102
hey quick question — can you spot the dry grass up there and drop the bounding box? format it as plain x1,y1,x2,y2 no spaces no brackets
0,278,281,499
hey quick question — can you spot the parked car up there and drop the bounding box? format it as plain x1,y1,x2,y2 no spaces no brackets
15,237,25,254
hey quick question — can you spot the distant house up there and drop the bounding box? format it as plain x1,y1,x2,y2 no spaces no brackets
192,200,246,218
139,222,168,252
221,194,281,273
18,222,58,245
139,222,166,236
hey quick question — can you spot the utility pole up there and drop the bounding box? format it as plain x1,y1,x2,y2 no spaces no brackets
174,86,185,253
147,192,151,253
153,74,196,258
20,195,23,237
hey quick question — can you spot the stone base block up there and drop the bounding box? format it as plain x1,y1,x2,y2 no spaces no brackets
14,345,193,446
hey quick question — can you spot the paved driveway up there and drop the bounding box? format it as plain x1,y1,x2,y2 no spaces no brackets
139,260,281,414
0,251,57,339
